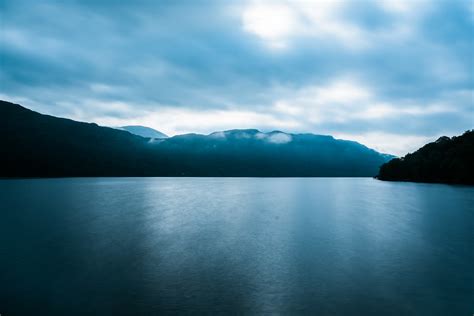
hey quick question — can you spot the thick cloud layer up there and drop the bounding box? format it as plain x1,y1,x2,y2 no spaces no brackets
0,0,472,155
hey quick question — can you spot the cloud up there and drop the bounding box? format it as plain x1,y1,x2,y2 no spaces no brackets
241,0,364,49
242,2,297,49
267,132,292,144
56,99,300,136
333,132,434,156
240,0,434,50
0,0,472,156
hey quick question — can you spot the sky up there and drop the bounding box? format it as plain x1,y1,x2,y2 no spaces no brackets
0,0,473,155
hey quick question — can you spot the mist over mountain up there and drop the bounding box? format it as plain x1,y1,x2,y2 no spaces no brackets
117,126,168,139
377,131,474,184
0,100,392,177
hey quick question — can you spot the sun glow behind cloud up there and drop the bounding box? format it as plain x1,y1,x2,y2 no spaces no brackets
242,3,297,48
240,0,431,50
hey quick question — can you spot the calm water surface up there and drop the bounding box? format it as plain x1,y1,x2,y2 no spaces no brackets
0,178,473,315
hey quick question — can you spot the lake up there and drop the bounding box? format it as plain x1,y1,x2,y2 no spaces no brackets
0,178,472,315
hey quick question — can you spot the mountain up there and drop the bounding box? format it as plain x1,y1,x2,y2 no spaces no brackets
149,129,394,176
377,130,474,184
0,100,153,177
0,100,392,177
118,125,168,138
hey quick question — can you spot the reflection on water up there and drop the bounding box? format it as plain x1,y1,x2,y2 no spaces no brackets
0,178,473,315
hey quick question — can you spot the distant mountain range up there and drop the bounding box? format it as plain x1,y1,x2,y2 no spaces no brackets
377,131,474,184
0,100,393,177
117,125,168,138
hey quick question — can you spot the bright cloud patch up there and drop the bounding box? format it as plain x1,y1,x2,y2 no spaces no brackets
241,0,359,48
267,132,292,144
240,0,430,49
242,3,297,48
334,132,435,156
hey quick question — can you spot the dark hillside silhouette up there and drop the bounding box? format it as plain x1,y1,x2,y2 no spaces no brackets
377,130,474,184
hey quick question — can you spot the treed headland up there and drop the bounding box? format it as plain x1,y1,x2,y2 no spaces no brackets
378,130,473,184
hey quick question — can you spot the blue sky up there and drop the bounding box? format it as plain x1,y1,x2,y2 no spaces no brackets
0,0,472,155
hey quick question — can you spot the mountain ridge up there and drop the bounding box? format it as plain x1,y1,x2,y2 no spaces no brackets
117,125,168,139
0,100,392,177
